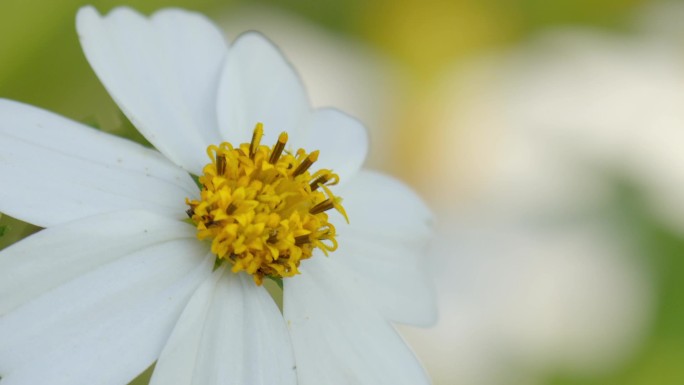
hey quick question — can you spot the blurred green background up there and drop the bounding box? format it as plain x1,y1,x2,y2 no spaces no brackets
2,0,683,384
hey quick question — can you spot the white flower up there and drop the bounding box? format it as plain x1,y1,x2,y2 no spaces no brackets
0,6,435,385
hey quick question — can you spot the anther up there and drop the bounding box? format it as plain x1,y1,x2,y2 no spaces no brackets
293,150,319,177
309,173,331,191
294,235,310,246
310,199,335,215
226,203,237,215
250,123,264,159
186,208,194,218
269,132,288,164
216,154,226,175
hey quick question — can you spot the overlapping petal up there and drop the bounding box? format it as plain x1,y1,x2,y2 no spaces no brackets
331,170,436,325
284,257,431,385
0,210,201,315
0,100,197,227
302,108,368,184
0,212,213,385
338,170,433,240
217,32,310,145
151,269,296,385
77,6,226,174
334,235,437,326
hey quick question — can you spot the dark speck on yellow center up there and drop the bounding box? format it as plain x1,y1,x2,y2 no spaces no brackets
186,123,348,285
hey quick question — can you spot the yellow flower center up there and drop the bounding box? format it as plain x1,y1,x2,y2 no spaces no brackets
186,123,347,285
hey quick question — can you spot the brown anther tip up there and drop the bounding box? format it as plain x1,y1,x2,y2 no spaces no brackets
309,174,331,191
216,154,226,175
310,199,335,215
185,208,194,218
294,235,310,246
270,132,288,164
292,151,319,176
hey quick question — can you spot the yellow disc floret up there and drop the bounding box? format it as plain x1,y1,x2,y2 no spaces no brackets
186,123,348,285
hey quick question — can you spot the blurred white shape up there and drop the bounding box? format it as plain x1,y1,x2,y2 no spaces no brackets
407,18,679,385
424,25,684,232
403,214,652,385
217,5,404,169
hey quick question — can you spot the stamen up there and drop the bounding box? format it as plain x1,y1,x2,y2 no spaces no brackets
310,173,331,191
216,154,226,175
310,199,335,214
226,203,237,215
294,234,310,246
320,184,350,223
269,132,288,164
249,123,264,159
293,150,319,177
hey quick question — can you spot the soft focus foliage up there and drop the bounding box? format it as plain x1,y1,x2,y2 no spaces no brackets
2,0,683,384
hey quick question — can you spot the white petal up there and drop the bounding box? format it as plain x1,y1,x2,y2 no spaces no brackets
217,32,310,145
0,235,213,385
77,6,226,173
151,269,296,385
302,108,368,183
331,170,437,326
334,235,437,326
334,170,436,325
284,257,431,385
338,170,433,240
0,210,198,315
0,99,197,227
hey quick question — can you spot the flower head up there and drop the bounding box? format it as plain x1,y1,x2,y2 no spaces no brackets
186,124,346,284
0,6,435,385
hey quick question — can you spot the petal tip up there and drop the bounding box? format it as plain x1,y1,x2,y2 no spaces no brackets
232,30,294,72
234,30,272,46
75,5,99,31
